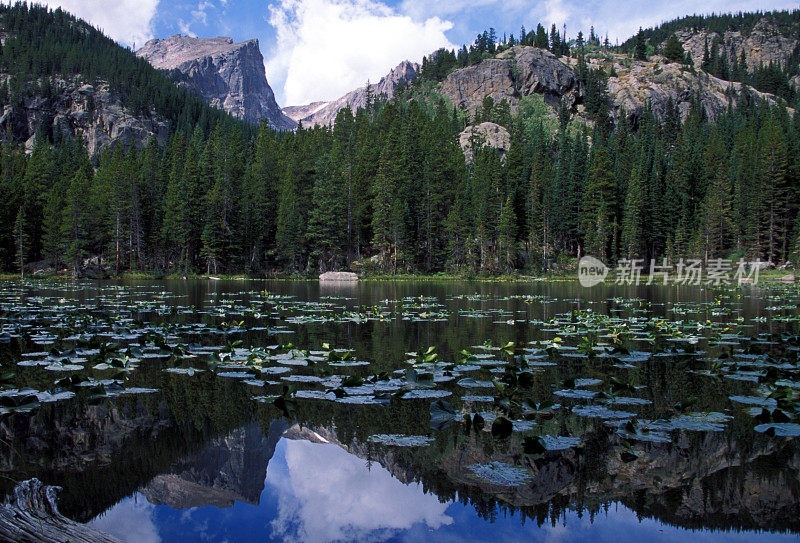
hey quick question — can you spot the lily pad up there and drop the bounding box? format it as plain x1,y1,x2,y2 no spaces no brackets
555,389,598,400
402,389,452,400
572,405,635,419
466,462,534,486
729,395,778,408
368,434,434,446
754,423,800,437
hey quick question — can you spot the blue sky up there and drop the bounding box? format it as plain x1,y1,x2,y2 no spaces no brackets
31,0,800,106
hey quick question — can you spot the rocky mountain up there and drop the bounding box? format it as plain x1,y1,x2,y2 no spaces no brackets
0,4,254,158
439,45,783,128
581,54,781,123
137,35,296,130
282,60,419,127
281,101,328,123
0,78,169,156
442,46,577,114
674,16,799,72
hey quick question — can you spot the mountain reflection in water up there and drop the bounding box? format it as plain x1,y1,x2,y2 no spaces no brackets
80,418,797,543
1,279,800,542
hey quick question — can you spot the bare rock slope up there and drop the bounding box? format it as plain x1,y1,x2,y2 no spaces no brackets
283,60,419,127
438,45,783,125
459,122,510,164
441,46,577,115
676,16,799,72
0,78,169,156
137,35,295,130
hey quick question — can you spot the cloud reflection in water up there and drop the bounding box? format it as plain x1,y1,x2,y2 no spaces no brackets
267,438,453,542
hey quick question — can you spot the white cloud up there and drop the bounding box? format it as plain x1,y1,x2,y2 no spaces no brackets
178,19,198,37
528,0,800,44
266,0,455,106
267,439,453,542
192,1,214,26
28,0,159,47
543,0,570,26
400,0,507,19
400,0,800,50
89,495,161,543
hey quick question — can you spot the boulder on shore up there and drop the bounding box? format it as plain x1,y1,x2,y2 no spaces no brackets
319,271,358,282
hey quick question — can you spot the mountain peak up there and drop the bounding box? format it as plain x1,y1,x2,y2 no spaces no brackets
137,35,295,129
138,35,240,70
283,59,420,127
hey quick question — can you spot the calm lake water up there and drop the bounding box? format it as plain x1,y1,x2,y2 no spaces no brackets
1,278,799,542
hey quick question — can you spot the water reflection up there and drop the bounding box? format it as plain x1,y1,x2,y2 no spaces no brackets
142,422,279,509
90,498,160,543
87,422,800,543
269,439,453,541
2,279,800,542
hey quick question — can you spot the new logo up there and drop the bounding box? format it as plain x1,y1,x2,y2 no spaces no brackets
578,256,609,287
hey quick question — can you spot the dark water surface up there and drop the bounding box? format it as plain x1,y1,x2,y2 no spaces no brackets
1,278,799,542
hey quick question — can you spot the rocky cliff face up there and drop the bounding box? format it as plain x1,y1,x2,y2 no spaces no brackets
459,122,510,164
137,35,296,130
0,77,169,156
438,45,782,126
441,46,577,116
597,57,780,123
675,16,799,72
282,60,419,127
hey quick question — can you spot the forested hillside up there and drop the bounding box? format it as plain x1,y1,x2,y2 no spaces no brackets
621,10,799,103
0,3,249,139
0,4,798,276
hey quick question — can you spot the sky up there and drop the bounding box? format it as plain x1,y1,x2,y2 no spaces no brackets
27,0,800,106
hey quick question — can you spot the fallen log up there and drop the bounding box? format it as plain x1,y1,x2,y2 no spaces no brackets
0,479,122,543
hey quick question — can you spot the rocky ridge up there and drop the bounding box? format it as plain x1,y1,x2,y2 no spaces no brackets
282,60,419,127
137,35,295,130
441,46,577,115
587,55,781,123
0,77,169,156
437,45,785,126
675,16,799,72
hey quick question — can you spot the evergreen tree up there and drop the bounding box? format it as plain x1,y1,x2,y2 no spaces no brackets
634,28,648,61
200,175,228,274
663,33,685,63
498,193,517,271
64,168,92,274
756,116,789,261
582,145,616,260
699,131,734,260
276,156,306,272
622,166,646,258
12,207,28,277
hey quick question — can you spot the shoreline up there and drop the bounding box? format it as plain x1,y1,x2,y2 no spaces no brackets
0,269,795,284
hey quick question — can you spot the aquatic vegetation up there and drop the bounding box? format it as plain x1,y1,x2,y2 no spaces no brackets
2,276,800,542
466,462,535,486
368,434,435,446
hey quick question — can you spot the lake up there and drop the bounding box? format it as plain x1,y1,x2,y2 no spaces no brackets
0,278,799,542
